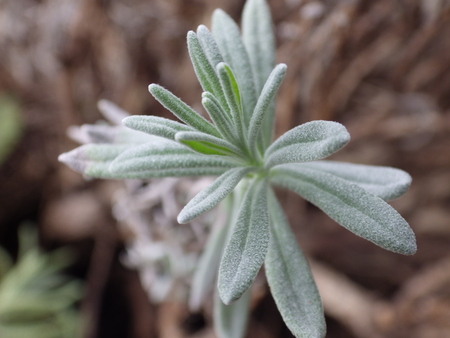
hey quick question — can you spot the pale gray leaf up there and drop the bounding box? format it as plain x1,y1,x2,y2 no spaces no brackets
266,189,326,338
122,115,195,141
178,167,253,223
292,161,412,201
270,164,417,255
218,178,269,304
264,121,350,168
202,92,237,144
148,84,220,137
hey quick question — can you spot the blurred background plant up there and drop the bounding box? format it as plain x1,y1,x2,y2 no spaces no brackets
0,226,82,338
1,0,450,337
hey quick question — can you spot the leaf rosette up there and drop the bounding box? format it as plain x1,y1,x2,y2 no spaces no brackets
59,0,416,337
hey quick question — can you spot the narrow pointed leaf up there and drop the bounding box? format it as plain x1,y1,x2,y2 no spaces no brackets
58,144,133,179
178,167,253,223
266,189,326,338
187,31,224,100
270,164,417,255
202,92,237,143
218,178,269,304
97,99,129,125
242,0,275,94
197,25,224,69
148,84,220,137
217,63,245,143
214,288,250,338
175,131,246,158
212,9,258,127
122,115,195,141
248,63,286,154
292,161,412,201
265,121,350,168
109,142,240,179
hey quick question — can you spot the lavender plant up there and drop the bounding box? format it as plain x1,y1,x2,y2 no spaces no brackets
59,0,416,337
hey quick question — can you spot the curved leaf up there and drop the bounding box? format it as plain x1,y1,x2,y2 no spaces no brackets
270,164,417,255
178,167,253,223
122,115,195,141
264,121,350,168
109,142,240,179
202,92,236,143
148,84,220,137
266,189,326,338
218,178,269,304
248,63,286,154
291,161,412,201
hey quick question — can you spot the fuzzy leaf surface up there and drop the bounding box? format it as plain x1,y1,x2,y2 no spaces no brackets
212,9,257,127
175,131,245,158
178,167,253,223
58,144,133,179
293,161,412,201
214,288,250,338
109,142,240,179
122,115,195,141
202,92,236,143
266,189,326,338
148,84,220,137
218,178,269,304
264,121,350,168
248,63,286,153
270,164,417,255
187,31,224,100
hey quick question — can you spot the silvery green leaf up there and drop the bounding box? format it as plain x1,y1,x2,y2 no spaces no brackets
265,189,326,338
187,31,224,101
293,161,412,201
109,141,240,179
242,0,275,94
212,9,257,128
122,115,195,141
270,164,417,255
58,144,133,179
218,178,269,304
264,121,350,168
148,84,220,137
189,218,229,311
197,25,224,69
214,287,250,338
178,167,253,223
248,63,287,154
202,92,237,143
175,131,246,158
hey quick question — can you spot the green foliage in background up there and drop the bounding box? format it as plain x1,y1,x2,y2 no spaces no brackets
0,226,82,338
0,95,23,165
59,0,416,337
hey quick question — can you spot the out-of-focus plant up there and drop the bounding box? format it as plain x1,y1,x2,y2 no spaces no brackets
0,95,23,165
0,226,82,338
59,0,416,337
